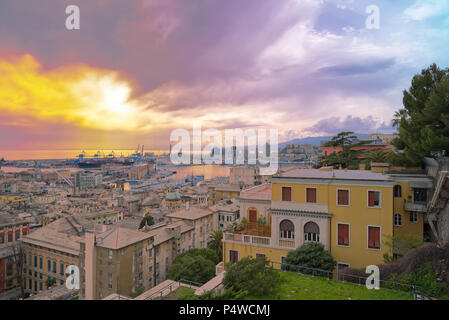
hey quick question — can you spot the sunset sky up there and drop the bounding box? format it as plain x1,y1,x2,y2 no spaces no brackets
1,0,449,151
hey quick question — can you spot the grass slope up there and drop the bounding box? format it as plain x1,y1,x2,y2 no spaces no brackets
247,272,413,300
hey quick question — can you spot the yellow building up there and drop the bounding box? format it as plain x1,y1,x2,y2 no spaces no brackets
223,168,425,273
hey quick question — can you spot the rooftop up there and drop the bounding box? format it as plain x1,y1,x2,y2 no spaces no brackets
278,169,391,181
239,183,271,201
166,206,213,221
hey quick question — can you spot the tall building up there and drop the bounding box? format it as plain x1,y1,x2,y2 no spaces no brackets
21,216,104,295
79,221,195,300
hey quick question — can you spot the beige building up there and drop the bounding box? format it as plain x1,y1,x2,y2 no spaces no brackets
208,184,241,206
166,206,218,249
80,221,195,300
21,216,104,295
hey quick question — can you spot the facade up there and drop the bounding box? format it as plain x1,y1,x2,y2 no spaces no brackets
74,171,103,190
0,242,21,295
208,184,241,206
21,216,103,295
0,213,30,245
223,168,407,272
230,166,261,186
166,207,218,250
209,199,240,230
80,221,195,300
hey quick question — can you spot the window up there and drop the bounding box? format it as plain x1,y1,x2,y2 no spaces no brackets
53,261,57,273
306,188,317,203
337,224,350,246
282,187,292,202
394,214,402,226
304,222,320,242
393,185,402,198
229,250,239,263
39,257,42,269
34,255,37,268
47,259,51,272
410,212,418,223
368,226,381,249
8,233,13,242
256,253,266,259
368,191,381,207
337,189,349,206
413,189,427,204
60,263,64,275
279,219,294,239
0,234,3,244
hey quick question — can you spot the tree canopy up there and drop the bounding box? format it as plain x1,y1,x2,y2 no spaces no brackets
167,248,219,284
392,63,449,164
223,257,280,297
207,230,223,262
318,131,370,169
139,215,154,229
283,242,336,274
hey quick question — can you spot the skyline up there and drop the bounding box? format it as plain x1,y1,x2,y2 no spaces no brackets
1,0,449,150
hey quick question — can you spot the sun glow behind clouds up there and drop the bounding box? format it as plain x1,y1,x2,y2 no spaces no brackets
0,54,159,131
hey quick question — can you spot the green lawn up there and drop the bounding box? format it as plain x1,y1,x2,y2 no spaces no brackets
163,286,196,300
247,271,414,300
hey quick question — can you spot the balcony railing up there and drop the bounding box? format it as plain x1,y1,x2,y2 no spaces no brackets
279,239,295,248
224,233,271,246
404,200,427,212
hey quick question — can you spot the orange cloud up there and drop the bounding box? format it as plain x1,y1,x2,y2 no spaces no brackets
0,54,168,131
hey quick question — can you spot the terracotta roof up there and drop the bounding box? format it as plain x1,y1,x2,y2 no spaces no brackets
166,207,213,220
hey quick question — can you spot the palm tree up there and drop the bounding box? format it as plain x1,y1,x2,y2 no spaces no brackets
207,230,223,261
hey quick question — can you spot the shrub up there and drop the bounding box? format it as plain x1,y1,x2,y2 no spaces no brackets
341,242,449,298
223,257,280,297
283,243,336,276
167,249,219,284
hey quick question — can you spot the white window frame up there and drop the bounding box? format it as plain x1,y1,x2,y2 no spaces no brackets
336,222,351,247
394,213,402,227
410,211,418,223
336,188,350,207
367,190,382,208
367,225,382,251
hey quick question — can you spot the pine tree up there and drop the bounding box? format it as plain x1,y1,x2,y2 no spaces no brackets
392,64,449,164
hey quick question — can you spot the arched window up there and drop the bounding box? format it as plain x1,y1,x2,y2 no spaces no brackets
280,220,294,239
393,185,402,198
394,213,402,226
304,222,320,242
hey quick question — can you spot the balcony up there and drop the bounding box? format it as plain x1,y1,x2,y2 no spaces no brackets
278,239,295,248
223,233,271,247
404,200,427,212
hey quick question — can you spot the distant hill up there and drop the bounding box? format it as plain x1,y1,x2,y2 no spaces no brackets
279,134,371,148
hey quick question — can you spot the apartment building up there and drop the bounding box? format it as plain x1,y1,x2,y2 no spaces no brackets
21,216,104,295
208,184,241,206
0,242,21,295
79,221,195,299
209,199,240,230
223,168,404,271
0,213,30,245
166,207,218,249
